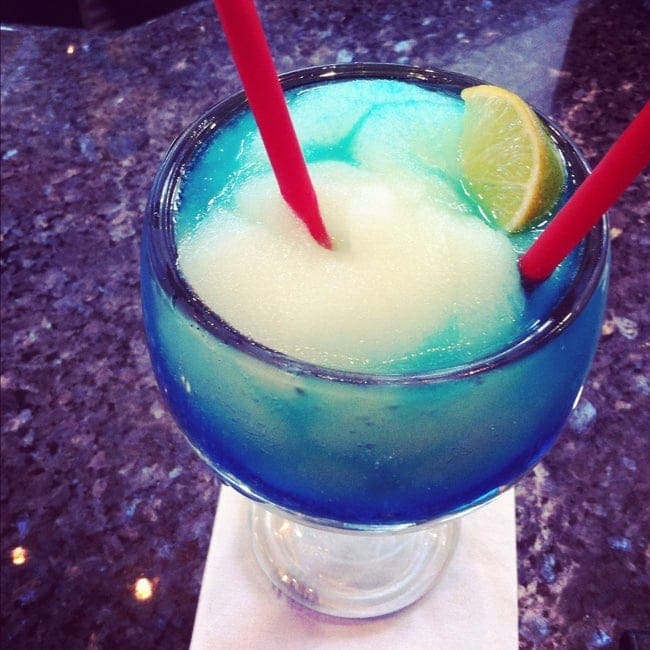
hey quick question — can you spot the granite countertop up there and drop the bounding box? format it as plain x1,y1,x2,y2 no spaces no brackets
1,1,648,647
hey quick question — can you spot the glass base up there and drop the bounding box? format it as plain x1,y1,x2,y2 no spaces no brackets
249,503,460,618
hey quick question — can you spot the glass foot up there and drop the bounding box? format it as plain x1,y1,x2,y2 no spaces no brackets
249,503,460,618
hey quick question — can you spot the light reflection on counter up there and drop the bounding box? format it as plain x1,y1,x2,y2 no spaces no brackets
134,576,155,601
10,546,28,566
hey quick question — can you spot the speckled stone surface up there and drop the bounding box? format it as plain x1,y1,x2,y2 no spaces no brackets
1,1,648,648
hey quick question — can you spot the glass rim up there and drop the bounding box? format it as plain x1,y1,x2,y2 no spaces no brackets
144,62,610,386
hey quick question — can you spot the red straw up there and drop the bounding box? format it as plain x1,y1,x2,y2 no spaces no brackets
212,0,331,248
520,101,650,283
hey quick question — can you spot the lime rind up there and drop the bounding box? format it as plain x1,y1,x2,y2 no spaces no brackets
459,85,566,232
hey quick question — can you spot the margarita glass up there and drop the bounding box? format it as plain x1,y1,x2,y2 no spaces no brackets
140,64,609,618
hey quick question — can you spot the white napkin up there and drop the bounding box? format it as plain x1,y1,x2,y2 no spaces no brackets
190,487,517,650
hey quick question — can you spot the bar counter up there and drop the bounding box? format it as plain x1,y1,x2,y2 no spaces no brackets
1,1,648,647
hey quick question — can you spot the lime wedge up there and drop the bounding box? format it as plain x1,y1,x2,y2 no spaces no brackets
459,85,566,232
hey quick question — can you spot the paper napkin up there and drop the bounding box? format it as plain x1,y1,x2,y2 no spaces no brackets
191,487,517,649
